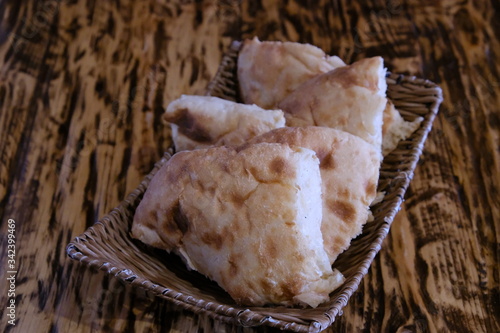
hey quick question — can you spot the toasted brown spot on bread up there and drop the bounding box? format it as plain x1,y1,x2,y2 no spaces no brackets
338,187,350,199
194,179,205,190
265,235,279,259
166,108,212,142
270,157,286,174
329,60,379,92
320,153,336,170
365,180,377,198
171,201,189,234
200,232,223,250
334,235,347,247
328,200,356,224
259,278,274,292
249,166,259,179
280,277,301,299
327,66,358,89
207,185,216,195
146,207,159,228
337,115,348,126
228,256,239,275
230,193,247,208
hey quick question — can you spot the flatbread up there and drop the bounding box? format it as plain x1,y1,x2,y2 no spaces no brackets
237,37,346,109
382,101,423,156
280,57,387,153
249,127,380,263
163,95,285,151
132,143,344,307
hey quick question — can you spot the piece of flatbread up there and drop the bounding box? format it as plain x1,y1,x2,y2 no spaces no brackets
237,37,346,109
163,95,285,151
249,127,380,263
132,143,344,307
382,101,423,156
281,57,387,154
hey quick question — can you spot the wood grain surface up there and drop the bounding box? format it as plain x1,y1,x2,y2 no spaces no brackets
0,0,499,332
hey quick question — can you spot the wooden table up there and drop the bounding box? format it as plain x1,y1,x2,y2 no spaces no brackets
1,0,499,332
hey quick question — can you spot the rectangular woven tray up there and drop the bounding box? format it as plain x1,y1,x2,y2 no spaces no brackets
66,41,443,333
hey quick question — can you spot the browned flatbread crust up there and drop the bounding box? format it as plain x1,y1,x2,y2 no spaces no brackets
237,37,345,109
280,57,387,153
249,127,380,263
132,143,344,307
163,95,285,151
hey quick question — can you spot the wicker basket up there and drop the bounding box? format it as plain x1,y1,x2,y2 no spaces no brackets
66,41,443,332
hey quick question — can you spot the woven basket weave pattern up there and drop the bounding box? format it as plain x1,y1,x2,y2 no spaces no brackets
67,41,443,333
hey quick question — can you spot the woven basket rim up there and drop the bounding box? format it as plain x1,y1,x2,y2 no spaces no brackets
67,40,443,333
